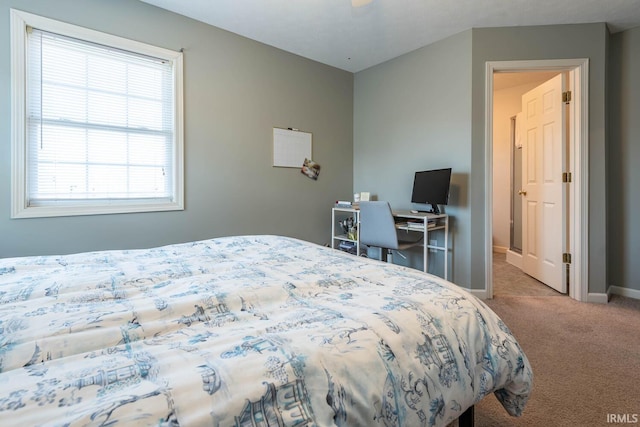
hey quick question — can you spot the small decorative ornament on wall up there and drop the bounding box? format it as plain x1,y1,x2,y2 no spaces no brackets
301,158,321,180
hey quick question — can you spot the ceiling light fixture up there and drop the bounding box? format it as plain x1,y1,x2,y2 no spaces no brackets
351,0,374,7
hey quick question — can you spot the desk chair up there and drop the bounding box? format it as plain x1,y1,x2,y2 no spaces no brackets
359,201,421,263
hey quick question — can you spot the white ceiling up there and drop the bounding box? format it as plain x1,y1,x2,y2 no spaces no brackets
139,0,640,73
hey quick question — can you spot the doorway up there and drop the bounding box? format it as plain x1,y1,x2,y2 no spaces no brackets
484,59,589,302
492,71,565,296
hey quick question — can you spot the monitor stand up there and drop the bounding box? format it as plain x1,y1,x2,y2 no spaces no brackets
415,204,441,214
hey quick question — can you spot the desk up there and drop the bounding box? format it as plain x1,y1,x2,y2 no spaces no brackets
392,210,449,280
331,207,449,280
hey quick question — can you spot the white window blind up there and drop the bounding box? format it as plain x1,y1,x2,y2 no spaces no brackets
11,9,183,218
26,28,175,205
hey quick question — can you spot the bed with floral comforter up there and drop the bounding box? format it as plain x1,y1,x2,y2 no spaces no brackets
0,235,531,426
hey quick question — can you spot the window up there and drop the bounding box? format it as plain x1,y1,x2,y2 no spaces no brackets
10,10,184,218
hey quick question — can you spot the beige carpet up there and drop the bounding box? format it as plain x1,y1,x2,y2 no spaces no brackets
492,252,563,297
474,294,640,426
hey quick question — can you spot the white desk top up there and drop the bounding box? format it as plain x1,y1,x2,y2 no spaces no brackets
333,205,447,220
392,209,447,220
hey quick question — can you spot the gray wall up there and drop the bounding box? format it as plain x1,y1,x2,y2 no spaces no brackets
354,31,472,285
609,26,640,293
0,0,353,257
470,24,609,293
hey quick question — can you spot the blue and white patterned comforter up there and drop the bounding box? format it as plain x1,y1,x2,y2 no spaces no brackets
0,235,532,426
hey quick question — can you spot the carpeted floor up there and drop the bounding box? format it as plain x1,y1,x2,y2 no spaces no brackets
472,271,640,426
492,251,563,297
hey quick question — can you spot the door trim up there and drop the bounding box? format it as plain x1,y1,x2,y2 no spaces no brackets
484,58,589,302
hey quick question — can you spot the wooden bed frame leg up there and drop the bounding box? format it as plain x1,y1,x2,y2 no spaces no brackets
458,405,474,427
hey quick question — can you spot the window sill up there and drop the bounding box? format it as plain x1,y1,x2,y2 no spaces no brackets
11,200,184,219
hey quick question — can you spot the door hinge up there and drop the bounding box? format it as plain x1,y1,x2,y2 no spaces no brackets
562,172,572,183
563,253,572,264
562,91,572,104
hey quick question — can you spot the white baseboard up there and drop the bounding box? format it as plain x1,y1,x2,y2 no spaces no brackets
505,250,522,269
463,286,640,304
470,285,639,303
587,293,609,304
493,245,508,254
469,288,489,300
608,285,640,301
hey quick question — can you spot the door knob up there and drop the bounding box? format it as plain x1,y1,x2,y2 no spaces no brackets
518,190,527,196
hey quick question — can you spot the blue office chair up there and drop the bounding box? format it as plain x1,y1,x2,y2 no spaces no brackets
359,201,421,263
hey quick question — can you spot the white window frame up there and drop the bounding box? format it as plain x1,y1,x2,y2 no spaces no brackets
10,9,184,218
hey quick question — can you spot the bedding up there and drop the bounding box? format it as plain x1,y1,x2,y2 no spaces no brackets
0,235,532,426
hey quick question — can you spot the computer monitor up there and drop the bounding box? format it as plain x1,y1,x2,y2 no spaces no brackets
410,168,452,214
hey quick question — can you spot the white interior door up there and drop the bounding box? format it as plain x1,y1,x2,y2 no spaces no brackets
520,74,567,293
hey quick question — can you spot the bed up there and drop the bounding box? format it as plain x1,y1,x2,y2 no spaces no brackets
0,235,532,426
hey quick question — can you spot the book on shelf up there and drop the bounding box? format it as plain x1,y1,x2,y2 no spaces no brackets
338,240,357,254
404,220,437,229
407,222,425,229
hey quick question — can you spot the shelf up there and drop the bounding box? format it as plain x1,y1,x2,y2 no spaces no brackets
334,234,356,242
332,207,361,256
331,206,450,280
396,224,444,232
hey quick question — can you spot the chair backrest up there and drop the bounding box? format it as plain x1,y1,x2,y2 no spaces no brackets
358,201,399,250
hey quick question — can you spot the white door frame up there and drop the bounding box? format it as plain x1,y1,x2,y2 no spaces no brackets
484,58,589,302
